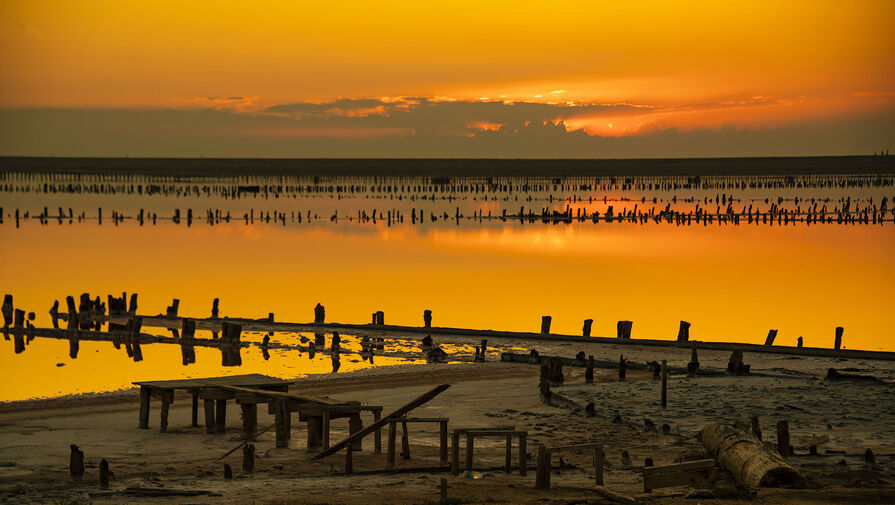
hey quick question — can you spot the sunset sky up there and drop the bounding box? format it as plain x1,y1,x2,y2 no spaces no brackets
1,0,892,157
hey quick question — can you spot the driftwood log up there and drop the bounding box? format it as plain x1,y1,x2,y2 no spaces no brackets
701,423,805,488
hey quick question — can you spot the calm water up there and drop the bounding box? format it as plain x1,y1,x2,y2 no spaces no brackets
1,171,893,401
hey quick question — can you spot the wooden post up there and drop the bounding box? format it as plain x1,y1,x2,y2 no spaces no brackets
797,336,803,348
439,477,447,504
70,445,84,481
275,401,288,449
345,443,353,474
243,444,255,474
535,445,547,489
765,329,778,346
322,411,331,449
160,393,172,433
387,420,397,470
191,394,199,427
211,298,220,318
519,434,527,476
505,434,513,473
594,444,604,486
223,463,232,480
349,413,363,451
751,416,762,441
99,458,109,488
373,409,382,454
241,404,257,439
138,386,151,429
585,355,594,384
215,399,227,433
618,354,627,381
540,315,552,334
777,420,791,457
677,321,690,342
834,327,844,350
439,421,448,466
617,320,632,339
204,399,216,434
661,360,667,409
451,431,461,475
582,319,593,337
424,309,432,328
401,419,411,459
465,432,474,471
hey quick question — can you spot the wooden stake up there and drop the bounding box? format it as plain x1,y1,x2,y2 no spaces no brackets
751,416,762,441
585,355,594,384
99,458,109,488
777,420,791,457
660,360,667,408
243,444,255,474
70,445,84,481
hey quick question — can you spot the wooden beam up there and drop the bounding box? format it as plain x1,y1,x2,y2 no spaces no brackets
313,384,450,460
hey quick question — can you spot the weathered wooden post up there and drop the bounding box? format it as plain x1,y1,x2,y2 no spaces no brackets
465,432,475,471
376,311,385,325
159,390,173,433
617,320,632,339
439,477,448,504
777,420,791,457
215,399,227,433
387,420,398,470
66,296,78,330
201,399,216,434
687,342,700,376
677,321,690,342
505,434,513,473
540,316,552,334
223,463,233,480
424,310,432,328
166,299,180,317
211,298,220,318
834,327,844,350
241,404,258,439
797,336,803,348
314,303,325,323
274,400,288,448
2,295,13,331
582,319,593,337
660,360,668,408
594,444,604,486
128,294,138,315
191,394,199,427
99,458,110,488
70,445,84,481
243,444,255,474
751,415,762,441
345,443,354,474
585,355,594,384
139,386,151,429
439,420,448,466
618,354,627,381
764,329,778,346
401,420,411,459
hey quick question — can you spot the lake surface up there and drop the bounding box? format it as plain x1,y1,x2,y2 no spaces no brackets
1,169,893,401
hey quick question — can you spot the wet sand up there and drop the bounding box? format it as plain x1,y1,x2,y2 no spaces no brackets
1,360,893,504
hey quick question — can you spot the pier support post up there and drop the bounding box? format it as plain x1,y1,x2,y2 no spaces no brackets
677,321,690,342
138,386,151,429
617,320,632,339
582,318,593,337
834,327,844,350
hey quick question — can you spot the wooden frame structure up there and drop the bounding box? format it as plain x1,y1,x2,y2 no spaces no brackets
385,416,449,470
534,443,603,490
450,427,527,476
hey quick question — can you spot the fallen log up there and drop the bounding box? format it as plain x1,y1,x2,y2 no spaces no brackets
701,423,805,489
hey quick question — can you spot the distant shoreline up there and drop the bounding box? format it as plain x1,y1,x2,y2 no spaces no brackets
2,155,894,177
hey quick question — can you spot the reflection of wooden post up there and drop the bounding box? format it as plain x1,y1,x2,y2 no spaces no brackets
834,327,844,350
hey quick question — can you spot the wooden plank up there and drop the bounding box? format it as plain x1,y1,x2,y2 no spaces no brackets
219,385,343,405
312,384,450,460
644,467,719,492
547,443,601,453
133,374,293,389
463,430,527,437
643,459,715,475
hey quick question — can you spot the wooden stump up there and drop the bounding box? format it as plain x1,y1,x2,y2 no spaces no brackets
99,458,110,488
243,444,255,474
618,354,627,381
70,445,84,481
582,318,593,337
660,360,667,408
776,420,791,457
617,320,632,339
223,463,232,480
751,416,762,441
677,321,690,342
585,355,594,384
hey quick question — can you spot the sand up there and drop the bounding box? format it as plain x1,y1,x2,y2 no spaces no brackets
1,360,893,505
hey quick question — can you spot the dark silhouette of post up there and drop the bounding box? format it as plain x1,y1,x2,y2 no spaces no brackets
764,329,778,346
582,319,593,337
677,321,690,342
424,309,432,328
540,316,552,334
834,327,844,350
617,321,632,339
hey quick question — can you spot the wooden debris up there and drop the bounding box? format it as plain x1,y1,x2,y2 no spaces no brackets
701,423,805,488
643,459,717,493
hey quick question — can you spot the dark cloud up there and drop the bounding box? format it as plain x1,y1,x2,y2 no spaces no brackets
0,99,891,158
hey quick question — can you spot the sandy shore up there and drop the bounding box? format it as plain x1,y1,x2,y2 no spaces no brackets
1,361,893,504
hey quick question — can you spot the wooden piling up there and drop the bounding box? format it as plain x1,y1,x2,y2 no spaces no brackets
401,420,411,459
439,477,447,504
241,404,257,439
139,386,151,429
215,399,227,433
834,327,844,350
243,444,255,474
424,309,432,328
439,421,449,466
618,354,627,381
777,420,791,457
387,420,397,470
594,444,604,486
224,463,232,480
99,458,109,488
582,318,593,337
540,315,552,334
764,329,778,346
677,321,690,342
191,394,199,427
70,445,84,481
204,399,216,434
751,416,762,441
585,355,594,384
274,400,288,448
617,320,632,339
660,360,667,408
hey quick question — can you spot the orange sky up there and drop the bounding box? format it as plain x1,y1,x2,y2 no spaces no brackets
0,0,893,151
